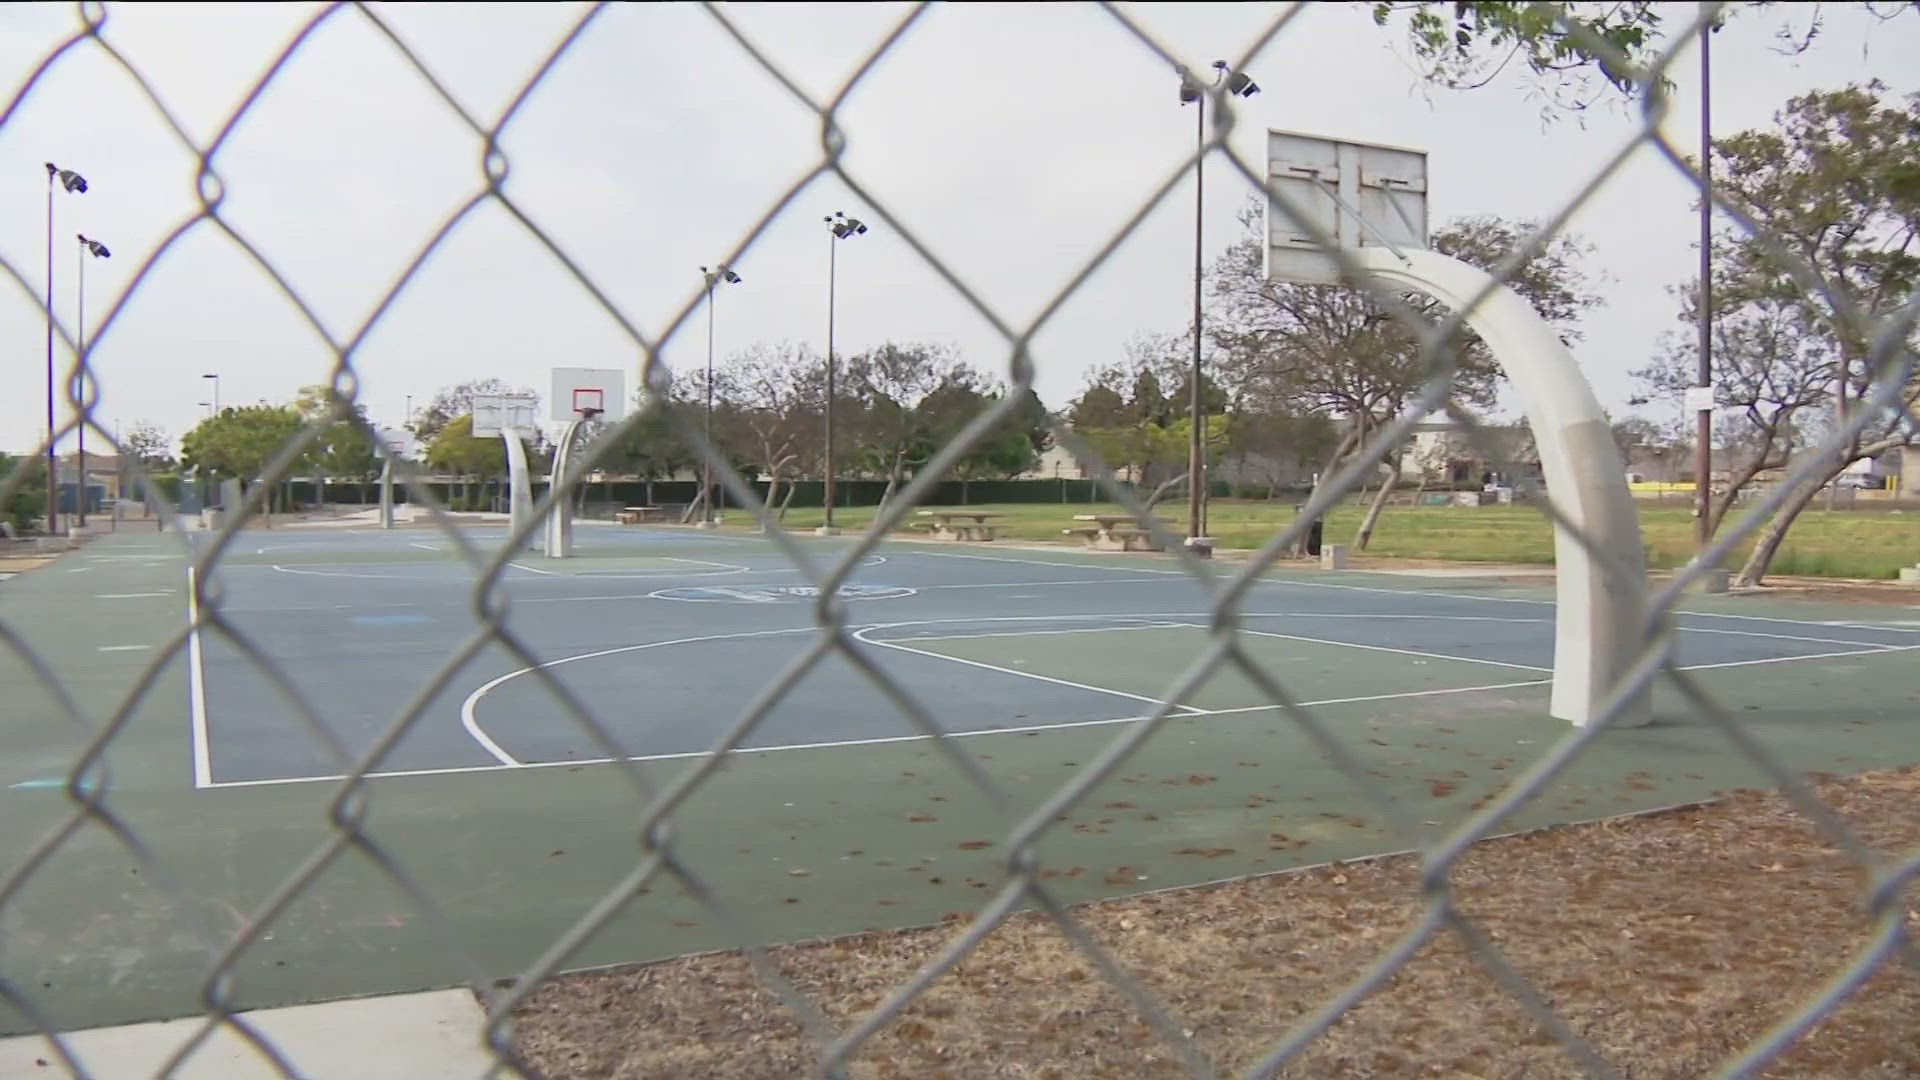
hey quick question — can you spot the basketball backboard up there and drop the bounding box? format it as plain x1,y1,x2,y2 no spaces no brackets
376,428,416,460
551,367,627,423
472,395,540,439
1263,128,1428,286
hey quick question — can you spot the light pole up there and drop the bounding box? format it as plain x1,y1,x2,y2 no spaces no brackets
203,372,221,415
75,235,110,528
45,162,88,536
699,263,742,528
1694,4,1717,551
819,211,867,536
1177,61,1259,555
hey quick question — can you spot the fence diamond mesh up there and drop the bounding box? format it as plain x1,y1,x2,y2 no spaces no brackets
2,2,1917,1078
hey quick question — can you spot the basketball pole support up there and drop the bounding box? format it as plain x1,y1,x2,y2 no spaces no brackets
502,431,536,551
1351,247,1650,728
542,419,584,559
378,455,394,530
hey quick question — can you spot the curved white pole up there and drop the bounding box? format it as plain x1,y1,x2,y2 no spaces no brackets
544,420,583,558
1353,247,1650,727
502,430,534,551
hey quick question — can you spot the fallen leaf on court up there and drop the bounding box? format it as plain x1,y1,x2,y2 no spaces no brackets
957,840,991,850
788,868,811,877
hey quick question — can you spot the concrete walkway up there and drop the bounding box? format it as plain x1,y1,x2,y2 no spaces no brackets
0,990,496,1079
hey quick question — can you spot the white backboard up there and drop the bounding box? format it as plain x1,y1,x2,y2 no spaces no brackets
472,395,540,439
551,367,627,423
376,427,417,459
1263,128,1428,286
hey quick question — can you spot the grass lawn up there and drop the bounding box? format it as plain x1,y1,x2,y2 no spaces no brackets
748,498,1920,580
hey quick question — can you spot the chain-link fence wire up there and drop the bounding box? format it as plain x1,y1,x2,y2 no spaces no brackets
1,1,1916,1076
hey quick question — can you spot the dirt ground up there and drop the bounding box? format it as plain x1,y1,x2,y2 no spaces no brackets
508,767,1920,1079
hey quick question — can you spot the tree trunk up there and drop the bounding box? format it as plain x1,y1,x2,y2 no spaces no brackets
680,488,706,524
1297,423,1362,557
763,477,783,526
1353,454,1399,551
1732,471,1827,588
778,481,798,520
1142,471,1188,511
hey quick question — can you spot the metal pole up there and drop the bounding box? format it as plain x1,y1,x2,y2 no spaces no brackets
823,232,838,532
76,241,87,528
44,172,58,537
705,279,716,526
1693,6,1713,549
1186,87,1206,550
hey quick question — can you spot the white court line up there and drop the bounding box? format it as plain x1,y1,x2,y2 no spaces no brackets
203,675,1554,790
899,622,1189,644
66,566,90,574
458,626,819,766
186,566,212,790
850,625,1210,715
1679,626,1906,650
97,592,171,599
409,542,440,552
1223,624,1552,673
904,547,1918,635
98,644,150,653
1682,643,1920,672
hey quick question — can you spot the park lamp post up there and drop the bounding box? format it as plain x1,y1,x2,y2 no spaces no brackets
75,234,110,528
44,162,88,537
203,372,221,414
820,211,867,536
699,263,742,528
1178,61,1258,555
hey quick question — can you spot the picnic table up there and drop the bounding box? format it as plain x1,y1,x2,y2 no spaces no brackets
1063,513,1167,552
913,509,1004,542
617,505,663,525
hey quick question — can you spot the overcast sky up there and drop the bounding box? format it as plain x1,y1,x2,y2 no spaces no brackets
3,1,1916,456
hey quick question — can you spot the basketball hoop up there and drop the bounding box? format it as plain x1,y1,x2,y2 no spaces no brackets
571,387,605,422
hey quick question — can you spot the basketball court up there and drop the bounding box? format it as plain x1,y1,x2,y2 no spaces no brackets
5,521,1919,1036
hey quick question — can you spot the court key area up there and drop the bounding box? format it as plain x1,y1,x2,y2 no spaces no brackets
4,521,1919,1035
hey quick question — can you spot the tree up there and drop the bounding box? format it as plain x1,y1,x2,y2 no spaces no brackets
121,423,175,472
1,454,47,536
412,378,538,444
1633,289,1834,533
713,341,822,521
1207,201,1602,548
844,342,979,507
179,405,306,510
294,383,381,505
1698,84,1920,585
1225,406,1339,497
425,414,509,508
1371,2,1917,118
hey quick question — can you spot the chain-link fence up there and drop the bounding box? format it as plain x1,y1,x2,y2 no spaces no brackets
3,2,1918,1077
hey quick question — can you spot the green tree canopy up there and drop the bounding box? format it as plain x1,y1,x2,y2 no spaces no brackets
180,405,305,487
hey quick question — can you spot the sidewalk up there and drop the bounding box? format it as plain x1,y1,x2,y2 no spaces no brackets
0,990,497,1079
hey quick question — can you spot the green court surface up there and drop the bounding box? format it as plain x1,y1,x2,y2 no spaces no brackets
3,526,1918,1035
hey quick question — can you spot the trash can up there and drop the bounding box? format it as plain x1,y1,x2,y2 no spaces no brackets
1294,504,1324,557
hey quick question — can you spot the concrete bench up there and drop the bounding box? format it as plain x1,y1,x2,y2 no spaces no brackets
617,506,662,525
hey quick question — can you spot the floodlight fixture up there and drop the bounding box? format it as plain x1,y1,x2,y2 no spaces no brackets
79,234,109,259
827,211,867,240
